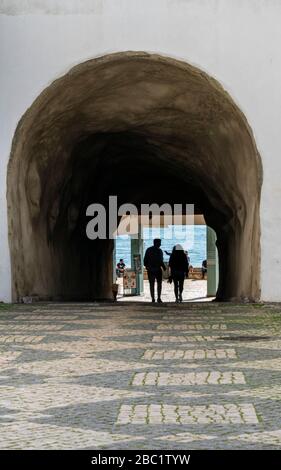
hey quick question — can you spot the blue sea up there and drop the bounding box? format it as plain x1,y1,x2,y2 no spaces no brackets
116,225,206,268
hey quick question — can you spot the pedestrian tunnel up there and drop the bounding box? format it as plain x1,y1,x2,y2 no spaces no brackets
7,52,262,302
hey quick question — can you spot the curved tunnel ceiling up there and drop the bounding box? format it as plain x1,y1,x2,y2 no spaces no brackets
7,52,262,302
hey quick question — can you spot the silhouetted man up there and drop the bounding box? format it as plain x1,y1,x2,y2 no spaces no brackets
144,238,166,303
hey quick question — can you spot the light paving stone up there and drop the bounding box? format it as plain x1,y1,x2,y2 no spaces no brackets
219,385,281,400
0,351,22,367
0,324,64,331
216,329,279,336
116,404,258,425
228,430,281,446
162,316,226,321
218,358,281,371
142,349,237,360
156,432,217,442
14,315,79,321
0,422,142,450
0,383,152,412
132,371,246,386
107,319,220,325
152,335,220,342
0,335,44,344
156,324,227,330
15,356,156,377
234,340,281,350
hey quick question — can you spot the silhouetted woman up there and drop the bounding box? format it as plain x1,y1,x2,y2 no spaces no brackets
169,244,189,303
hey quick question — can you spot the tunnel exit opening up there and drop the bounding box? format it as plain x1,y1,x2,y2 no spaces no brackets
114,215,217,303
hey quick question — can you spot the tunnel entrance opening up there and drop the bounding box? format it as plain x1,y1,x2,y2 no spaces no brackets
7,52,262,303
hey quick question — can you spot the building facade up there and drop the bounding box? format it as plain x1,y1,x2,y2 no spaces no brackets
0,0,281,302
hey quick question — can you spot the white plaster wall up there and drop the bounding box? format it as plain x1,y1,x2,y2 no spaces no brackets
0,0,281,301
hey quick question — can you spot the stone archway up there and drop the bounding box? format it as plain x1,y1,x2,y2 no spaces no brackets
7,52,262,302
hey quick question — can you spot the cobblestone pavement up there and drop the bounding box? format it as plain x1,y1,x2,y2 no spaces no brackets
0,301,281,449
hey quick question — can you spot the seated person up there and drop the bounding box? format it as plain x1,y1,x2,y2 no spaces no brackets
116,259,126,277
202,259,207,279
